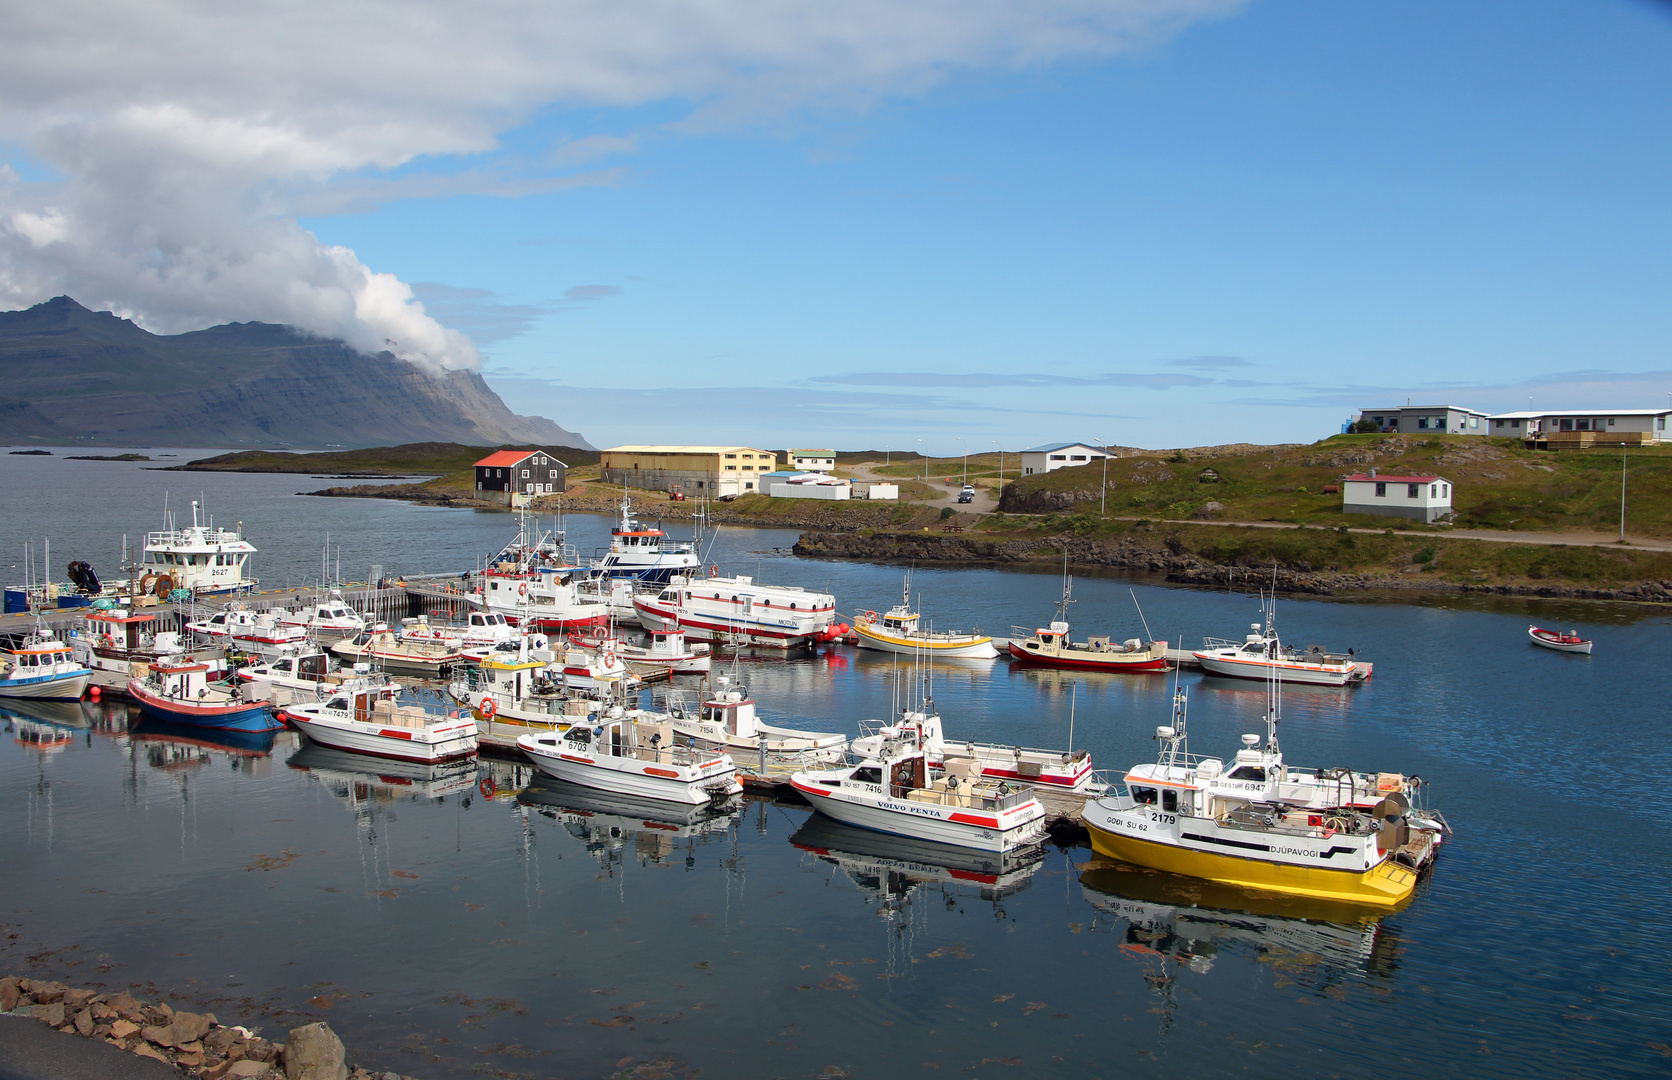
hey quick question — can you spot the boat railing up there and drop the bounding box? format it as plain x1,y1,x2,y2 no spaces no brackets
1200,636,1245,650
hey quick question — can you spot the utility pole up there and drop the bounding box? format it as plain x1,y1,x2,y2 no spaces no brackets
1098,437,1111,515
956,437,967,484
1621,446,1628,542
991,440,1003,487
917,439,928,484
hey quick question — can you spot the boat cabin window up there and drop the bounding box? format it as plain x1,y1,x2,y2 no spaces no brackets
1131,786,1158,805
327,698,349,711
1161,789,1179,813
1227,765,1266,781
849,766,882,784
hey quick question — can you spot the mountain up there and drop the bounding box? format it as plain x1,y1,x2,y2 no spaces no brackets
0,296,590,449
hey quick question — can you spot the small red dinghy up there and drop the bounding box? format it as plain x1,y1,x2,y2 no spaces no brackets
1529,625,1593,655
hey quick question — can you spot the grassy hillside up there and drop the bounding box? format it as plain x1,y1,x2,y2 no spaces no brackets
997,435,1672,537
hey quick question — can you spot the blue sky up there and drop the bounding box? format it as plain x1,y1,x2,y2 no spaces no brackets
6,1,1672,452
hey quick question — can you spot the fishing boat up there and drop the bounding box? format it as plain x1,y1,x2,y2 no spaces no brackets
555,639,640,694
0,629,93,701
1194,604,1370,686
186,605,312,658
1528,625,1592,654
633,572,839,649
1079,683,1447,909
850,704,1094,790
69,608,195,697
662,676,847,760
127,658,280,732
277,590,365,641
473,515,612,632
451,656,599,751
280,681,477,764
518,711,743,805
615,629,711,675
586,493,705,586
790,735,1047,854
1008,576,1169,672
852,574,997,659
131,500,257,597
329,625,465,677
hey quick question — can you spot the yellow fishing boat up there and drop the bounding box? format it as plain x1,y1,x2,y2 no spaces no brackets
852,573,998,659
1081,684,1447,909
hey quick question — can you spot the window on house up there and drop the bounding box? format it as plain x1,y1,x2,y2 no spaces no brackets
1659,418,1667,431
1050,455,1067,461
1407,483,1419,498
522,470,530,478
1469,417,1479,428
725,465,737,471
725,453,737,459
1417,418,1429,429
1443,483,1450,497
1070,455,1087,461
1430,484,1437,497
1375,482,1387,497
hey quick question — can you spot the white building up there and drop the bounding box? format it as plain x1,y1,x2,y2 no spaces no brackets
1019,442,1111,477
762,471,851,500
1355,405,1488,435
1342,470,1452,523
1487,408,1669,443
853,482,898,500
787,449,837,473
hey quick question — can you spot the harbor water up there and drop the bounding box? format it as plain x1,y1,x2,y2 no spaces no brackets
3,449,1671,1078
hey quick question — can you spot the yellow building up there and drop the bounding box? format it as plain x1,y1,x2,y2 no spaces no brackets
599,445,782,496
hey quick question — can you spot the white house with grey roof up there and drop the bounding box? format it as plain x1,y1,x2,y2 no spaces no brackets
1488,408,1670,443
1355,405,1488,436
1019,442,1112,477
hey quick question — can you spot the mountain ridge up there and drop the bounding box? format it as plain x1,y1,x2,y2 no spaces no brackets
0,296,589,450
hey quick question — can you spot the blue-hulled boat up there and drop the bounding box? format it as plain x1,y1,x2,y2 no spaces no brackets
128,658,280,732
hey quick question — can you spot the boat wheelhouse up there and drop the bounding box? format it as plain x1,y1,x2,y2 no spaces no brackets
850,706,1094,791
186,606,311,659
451,656,598,751
632,573,837,649
1007,573,1167,672
329,626,466,677
277,591,365,640
662,677,846,760
134,500,256,597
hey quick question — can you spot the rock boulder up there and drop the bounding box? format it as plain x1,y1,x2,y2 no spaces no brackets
286,1023,348,1080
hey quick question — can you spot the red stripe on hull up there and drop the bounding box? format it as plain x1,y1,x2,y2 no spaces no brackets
1007,644,1168,672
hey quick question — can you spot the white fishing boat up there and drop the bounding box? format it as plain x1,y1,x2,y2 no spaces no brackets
69,608,195,697
277,590,365,641
473,515,612,632
555,639,640,694
1194,604,1370,686
1528,625,1592,654
852,574,997,659
850,705,1094,791
615,629,711,675
397,610,521,653
790,737,1047,854
519,711,743,805
0,629,93,701
131,500,257,598
451,656,598,750
585,493,705,587
633,572,839,649
662,676,847,760
186,606,311,659
330,625,466,677
280,681,477,764
1080,683,1447,909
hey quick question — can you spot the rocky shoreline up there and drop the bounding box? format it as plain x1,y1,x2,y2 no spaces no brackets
0,976,410,1080
791,529,1672,602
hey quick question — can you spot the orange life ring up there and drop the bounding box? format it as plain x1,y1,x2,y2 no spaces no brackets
517,582,529,597
865,610,877,621
709,565,719,578
479,777,497,799
602,650,617,668
478,695,497,718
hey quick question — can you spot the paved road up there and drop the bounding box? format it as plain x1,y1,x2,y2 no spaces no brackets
0,1015,183,1080
843,462,999,513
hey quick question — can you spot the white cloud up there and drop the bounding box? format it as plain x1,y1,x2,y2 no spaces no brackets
0,0,1244,370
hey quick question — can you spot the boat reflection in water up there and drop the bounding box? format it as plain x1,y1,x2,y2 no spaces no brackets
286,742,479,809
1080,858,1401,1030
519,776,740,873
4,708,83,754
790,812,1046,919
129,715,289,767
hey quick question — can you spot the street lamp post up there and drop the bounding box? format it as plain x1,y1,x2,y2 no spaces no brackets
917,439,928,484
955,437,967,484
991,440,1003,487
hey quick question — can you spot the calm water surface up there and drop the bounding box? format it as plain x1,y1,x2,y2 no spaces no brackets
3,449,1671,1079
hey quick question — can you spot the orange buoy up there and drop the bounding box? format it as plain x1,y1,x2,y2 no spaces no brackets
89,686,101,700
